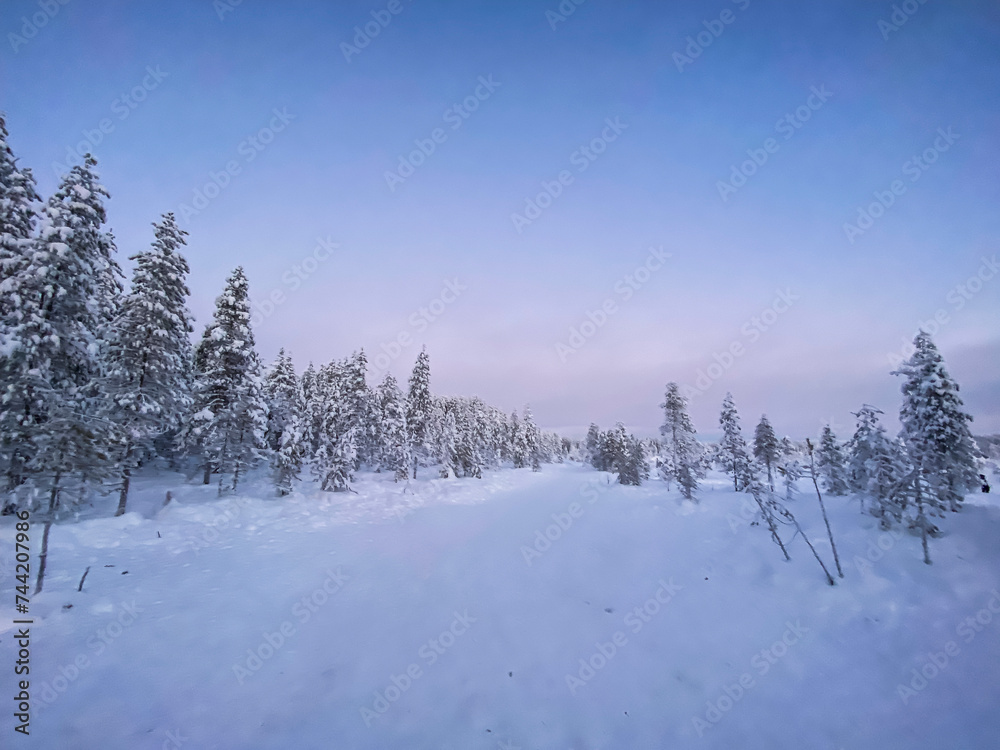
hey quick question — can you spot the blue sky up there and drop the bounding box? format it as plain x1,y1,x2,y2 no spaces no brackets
2,0,998,438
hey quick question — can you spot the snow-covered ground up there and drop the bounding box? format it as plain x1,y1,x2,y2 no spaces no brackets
2,462,999,749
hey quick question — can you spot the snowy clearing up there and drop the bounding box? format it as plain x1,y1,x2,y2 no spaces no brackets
2,462,998,749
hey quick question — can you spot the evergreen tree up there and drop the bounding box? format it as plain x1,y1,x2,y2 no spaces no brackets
263,349,305,496
509,410,528,468
103,213,194,515
187,268,267,493
815,425,849,495
718,393,753,492
776,437,803,501
585,423,603,469
312,359,358,492
523,404,542,472
405,348,432,477
0,156,119,512
375,373,410,482
847,405,908,526
893,331,981,563
659,382,702,499
618,433,648,486
0,115,41,339
752,414,780,491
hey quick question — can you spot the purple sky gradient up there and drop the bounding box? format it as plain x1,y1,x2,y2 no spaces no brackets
2,0,998,439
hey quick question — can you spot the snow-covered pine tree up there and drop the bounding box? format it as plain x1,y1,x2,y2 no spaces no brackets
343,350,373,468
300,361,323,454
188,268,267,494
585,423,603,469
375,373,410,482
718,393,753,492
523,404,542,472
659,382,702,499
815,425,849,495
0,115,41,343
0,156,119,512
753,414,780,491
847,404,908,525
0,116,41,499
618,433,647,486
263,349,306,496
509,410,528,468
453,399,484,479
102,213,194,515
893,331,981,563
430,399,459,478
312,359,358,492
776,437,803,500
405,347,432,477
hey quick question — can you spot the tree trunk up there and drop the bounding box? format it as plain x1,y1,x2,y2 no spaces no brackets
35,520,52,595
115,466,131,517
808,443,843,577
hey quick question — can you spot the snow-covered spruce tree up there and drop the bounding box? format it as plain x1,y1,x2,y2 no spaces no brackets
893,331,981,564
509,410,528,468
815,425,849,495
753,415,780,491
847,404,908,525
312,360,358,492
0,115,41,342
617,432,648,486
375,373,410,482
0,116,41,498
776,437,803,501
718,393,753,492
102,213,194,515
344,350,373,469
430,400,459,478
405,348,432,477
300,361,324,455
263,349,306,496
523,404,542,472
659,382,702,499
187,268,267,494
454,399,484,479
585,423,603,468
0,156,120,513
